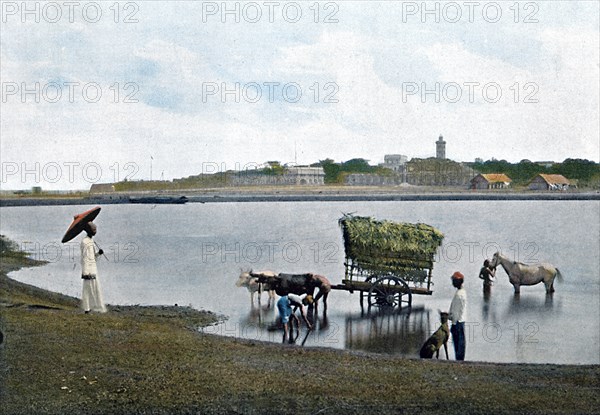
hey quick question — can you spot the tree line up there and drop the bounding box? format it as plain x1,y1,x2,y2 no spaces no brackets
470,158,600,187
113,157,599,191
312,157,599,187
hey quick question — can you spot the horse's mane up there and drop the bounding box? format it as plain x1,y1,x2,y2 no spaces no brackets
497,254,528,267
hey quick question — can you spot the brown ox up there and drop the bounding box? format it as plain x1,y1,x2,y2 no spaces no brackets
251,272,331,312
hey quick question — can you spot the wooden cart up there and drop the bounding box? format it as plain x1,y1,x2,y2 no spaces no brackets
332,214,444,311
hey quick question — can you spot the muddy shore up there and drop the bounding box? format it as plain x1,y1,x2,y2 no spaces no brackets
1,239,599,414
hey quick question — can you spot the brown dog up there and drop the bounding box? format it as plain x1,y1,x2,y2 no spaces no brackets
419,311,450,359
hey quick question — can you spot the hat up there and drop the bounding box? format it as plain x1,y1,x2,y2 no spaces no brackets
451,271,464,280
304,295,314,305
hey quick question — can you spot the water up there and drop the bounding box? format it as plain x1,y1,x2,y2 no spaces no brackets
1,200,598,364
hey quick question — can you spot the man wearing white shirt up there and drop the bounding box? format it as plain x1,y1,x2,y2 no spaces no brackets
448,271,467,360
276,293,312,343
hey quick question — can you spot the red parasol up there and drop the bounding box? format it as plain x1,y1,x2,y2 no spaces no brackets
61,206,101,243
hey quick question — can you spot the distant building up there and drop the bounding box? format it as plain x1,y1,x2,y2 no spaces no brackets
436,135,446,159
89,183,116,194
406,158,474,186
230,166,325,186
382,154,408,172
470,173,512,190
345,173,402,186
529,174,570,191
88,183,131,201
348,156,475,187
285,166,325,185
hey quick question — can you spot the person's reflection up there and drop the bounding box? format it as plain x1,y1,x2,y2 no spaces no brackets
300,307,330,347
307,303,315,327
319,308,329,331
307,302,329,329
482,288,491,320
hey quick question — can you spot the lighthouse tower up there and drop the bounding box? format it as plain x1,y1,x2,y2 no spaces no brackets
436,134,446,159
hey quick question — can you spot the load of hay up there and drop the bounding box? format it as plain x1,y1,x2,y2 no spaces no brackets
339,214,444,273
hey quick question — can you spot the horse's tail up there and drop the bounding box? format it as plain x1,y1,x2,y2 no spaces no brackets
555,268,563,282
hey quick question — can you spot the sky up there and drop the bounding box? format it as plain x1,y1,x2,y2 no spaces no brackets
1,1,599,190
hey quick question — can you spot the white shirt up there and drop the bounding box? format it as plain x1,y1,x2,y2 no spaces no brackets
81,236,98,276
288,294,304,307
449,287,467,323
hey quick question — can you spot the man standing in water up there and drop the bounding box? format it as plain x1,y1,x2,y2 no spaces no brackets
478,259,496,295
449,271,467,360
307,273,331,315
80,222,107,313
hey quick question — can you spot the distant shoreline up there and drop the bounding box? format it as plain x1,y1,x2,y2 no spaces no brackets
1,189,600,207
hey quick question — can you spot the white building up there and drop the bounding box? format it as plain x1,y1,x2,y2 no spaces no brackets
285,167,325,185
382,154,408,172
230,166,325,186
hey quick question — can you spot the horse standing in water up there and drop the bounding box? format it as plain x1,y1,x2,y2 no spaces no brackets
490,252,562,294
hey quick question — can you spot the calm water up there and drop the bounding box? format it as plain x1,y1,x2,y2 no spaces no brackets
1,201,599,364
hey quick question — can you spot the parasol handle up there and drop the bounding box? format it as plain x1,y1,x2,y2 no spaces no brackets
94,241,109,261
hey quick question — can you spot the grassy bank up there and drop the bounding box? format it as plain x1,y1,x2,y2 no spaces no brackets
1,237,599,414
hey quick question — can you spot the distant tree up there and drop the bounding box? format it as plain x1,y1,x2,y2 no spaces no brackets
552,159,599,182
472,157,600,187
262,161,285,176
341,158,374,173
313,158,382,183
314,158,342,183
374,166,395,176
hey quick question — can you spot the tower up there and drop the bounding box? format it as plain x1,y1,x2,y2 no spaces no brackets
436,134,446,159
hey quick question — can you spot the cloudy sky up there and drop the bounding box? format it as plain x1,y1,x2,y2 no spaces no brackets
1,1,599,190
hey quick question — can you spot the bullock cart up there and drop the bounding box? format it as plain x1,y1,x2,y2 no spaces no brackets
333,214,444,311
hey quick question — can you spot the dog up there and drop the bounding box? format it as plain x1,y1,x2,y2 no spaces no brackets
419,311,450,359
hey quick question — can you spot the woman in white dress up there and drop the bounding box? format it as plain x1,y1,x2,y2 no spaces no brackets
80,222,107,313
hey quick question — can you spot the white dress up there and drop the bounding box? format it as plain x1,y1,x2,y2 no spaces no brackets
80,236,107,313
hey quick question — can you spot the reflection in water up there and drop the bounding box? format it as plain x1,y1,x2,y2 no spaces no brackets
505,293,556,317
230,304,279,342
242,304,274,328
308,305,329,331
483,286,492,303
246,303,325,345
481,287,499,323
344,307,430,356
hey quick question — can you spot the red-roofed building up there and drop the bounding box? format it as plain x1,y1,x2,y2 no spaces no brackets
529,174,570,191
470,173,512,189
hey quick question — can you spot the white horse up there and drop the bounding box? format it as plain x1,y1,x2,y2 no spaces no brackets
235,270,277,307
489,252,563,294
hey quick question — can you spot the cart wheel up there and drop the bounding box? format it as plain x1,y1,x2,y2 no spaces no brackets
368,276,412,310
360,276,378,309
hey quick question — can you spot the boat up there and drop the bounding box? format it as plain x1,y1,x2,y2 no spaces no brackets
129,196,189,204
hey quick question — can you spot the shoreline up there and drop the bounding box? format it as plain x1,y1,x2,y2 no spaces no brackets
2,188,599,207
